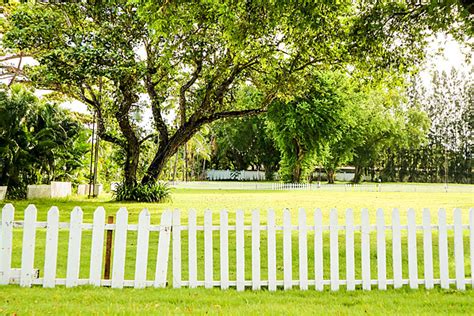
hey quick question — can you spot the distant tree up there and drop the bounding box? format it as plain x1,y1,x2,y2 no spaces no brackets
212,114,280,180
267,72,353,183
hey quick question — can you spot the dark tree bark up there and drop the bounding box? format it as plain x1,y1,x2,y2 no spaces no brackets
326,169,335,184
353,165,363,183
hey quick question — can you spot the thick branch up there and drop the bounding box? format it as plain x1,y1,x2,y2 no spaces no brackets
179,58,203,125
77,86,124,147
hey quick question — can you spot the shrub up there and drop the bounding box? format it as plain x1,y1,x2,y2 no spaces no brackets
5,185,27,200
113,182,171,203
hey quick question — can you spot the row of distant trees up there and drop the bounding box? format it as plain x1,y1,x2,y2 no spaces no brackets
209,68,472,184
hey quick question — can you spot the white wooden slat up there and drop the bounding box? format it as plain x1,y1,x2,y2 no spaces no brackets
283,209,292,290
438,208,449,289
43,207,59,288
236,210,245,291
0,204,14,285
330,209,339,291
453,208,465,290
407,208,418,289
267,209,277,291
89,207,105,287
134,208,150,289
345,209,355,291
422,208,434,289
188,210,197,288
298,208,308,290
112,208,128,289
376,208,386,290
220,210,229,290
66,207,83,288
20,205,37,287
252,210,261,290
392,209,402,289
361,208,371,290
154,210,172,288
172,209,181,289
470,208,474,288
314,208,323,291
204,210,213,289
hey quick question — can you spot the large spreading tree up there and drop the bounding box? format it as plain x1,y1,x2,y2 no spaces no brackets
1,0,471,186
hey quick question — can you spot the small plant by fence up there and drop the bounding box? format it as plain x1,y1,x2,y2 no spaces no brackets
0,204,473,290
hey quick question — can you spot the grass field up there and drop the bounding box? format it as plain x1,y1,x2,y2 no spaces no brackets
1,188,473,315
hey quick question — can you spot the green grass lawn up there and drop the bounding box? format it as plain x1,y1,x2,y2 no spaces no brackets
1,188,473,314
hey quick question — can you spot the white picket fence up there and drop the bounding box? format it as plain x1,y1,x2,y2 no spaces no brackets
0,204,473,290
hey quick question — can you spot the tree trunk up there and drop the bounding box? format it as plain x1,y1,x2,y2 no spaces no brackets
123,144,140,185
327,169,335,184
141,131,190,185
353,165,363,183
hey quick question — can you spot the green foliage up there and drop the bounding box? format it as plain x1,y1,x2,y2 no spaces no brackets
267,72,353,183
3,0,470,184
212,113,280,180
0,85,89,198
382,68,472,183
113,182,171,203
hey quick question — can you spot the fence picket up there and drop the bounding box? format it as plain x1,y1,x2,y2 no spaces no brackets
0,204,14,285
172,209,182,289
345,209,355,291
267,209,277,291
407,208,418,289
20,205,37,288
392,209,402,289
453,208,465,290
376,208,386,290
471,208,474,288
252,210,261,290
155,210,172,288
298,208,308,290
188,210,197,288
361,208,371,290
43,207,59,288
89,207,105,287
236,210,245,291
283,209,292,290
134,209,150,289
422,208,434,289
220,210,229,290
204,210,213,289
314,208,323,291
112,208,128,289
66,207,83,288
438,208,449,289
330,209,339,291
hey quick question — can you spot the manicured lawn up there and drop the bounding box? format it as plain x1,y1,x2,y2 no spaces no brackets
1,188,473,314
3,188,473,223
1,286,474,315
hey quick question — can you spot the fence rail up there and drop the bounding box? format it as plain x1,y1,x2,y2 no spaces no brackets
1,204,473,291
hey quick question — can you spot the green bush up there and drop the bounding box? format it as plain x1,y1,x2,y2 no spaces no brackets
5,185,27,200
113,182,171,203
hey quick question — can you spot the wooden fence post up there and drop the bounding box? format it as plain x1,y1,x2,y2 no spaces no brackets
104,215,114,280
